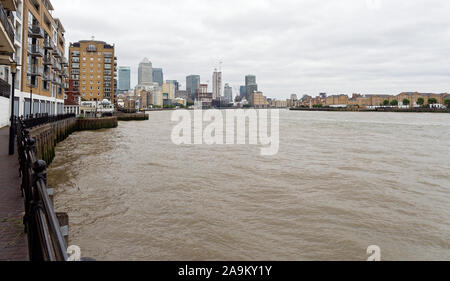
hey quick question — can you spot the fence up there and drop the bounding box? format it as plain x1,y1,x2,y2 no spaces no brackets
16,115,72,261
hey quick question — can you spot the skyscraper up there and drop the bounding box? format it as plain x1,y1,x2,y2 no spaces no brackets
138,58,153,86
245,75,258,102
152,68,164,86
212,69,222,100
118,66,131,93
224,84,233,103
186,75,200,101
166,80,179,91
240,86,246,97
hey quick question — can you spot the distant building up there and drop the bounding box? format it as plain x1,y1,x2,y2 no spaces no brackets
118,66,131,93
152,68,164,86
212,69,222,99
186,75,200,101
252,91,269,108
138,58,153,86
175,90,190,101
224,83,233,103
69,40,117,103
195,84,212,108
166,80,179,91
240,86,246,97
245,75,258,102
162,82,176,102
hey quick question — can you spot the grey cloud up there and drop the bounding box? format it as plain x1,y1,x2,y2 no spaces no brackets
51,0,450,98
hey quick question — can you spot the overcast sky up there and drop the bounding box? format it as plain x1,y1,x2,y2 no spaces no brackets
51,0,450,99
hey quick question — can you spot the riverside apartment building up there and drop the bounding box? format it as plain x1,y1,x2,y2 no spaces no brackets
68,40,117,104
19,0,68,116
0,0,17,127
1,0,69,128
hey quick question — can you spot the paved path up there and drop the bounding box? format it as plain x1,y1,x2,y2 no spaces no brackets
0,126,28,261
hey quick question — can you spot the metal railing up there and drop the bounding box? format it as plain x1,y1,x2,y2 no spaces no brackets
15,114,76,261
0,2,15,43
20,113,75,129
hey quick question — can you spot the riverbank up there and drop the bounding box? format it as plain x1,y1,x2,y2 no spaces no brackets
290,107,450,113
114,112,149,121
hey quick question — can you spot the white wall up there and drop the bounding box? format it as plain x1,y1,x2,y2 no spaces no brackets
0,96,10,128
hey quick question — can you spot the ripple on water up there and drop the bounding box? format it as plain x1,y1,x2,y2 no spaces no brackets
48,111,450,260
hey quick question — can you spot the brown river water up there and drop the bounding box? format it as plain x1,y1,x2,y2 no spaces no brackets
48,110,450,261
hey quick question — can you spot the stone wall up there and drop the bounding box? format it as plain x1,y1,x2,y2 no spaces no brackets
76,117,118,130
28,117,118,165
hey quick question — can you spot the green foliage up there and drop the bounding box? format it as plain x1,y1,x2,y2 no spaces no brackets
402,99,410,106
313,104,323,108
390,100,399,106
417,97,425,106
383,100,390,106
428,98,438,104
444,99,450,107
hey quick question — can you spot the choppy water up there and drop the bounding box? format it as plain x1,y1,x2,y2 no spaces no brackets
48,110,450,261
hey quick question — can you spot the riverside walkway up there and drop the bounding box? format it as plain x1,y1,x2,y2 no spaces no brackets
0,126,28,261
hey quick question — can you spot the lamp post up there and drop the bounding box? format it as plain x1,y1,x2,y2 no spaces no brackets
8,62,17,155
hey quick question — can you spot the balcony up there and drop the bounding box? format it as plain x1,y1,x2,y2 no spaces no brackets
53,49,61,58
42,71,52,81
27,44,44,57
0,2,14,55
43,38,55,50
53,61,62,72
43,54,54,65
27,64,43,76
71,63,79,69
28,25,45,38
52,75,61,84
61,57,68,66
71,51,80,57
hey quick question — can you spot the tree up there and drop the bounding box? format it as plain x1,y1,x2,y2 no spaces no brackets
444,99,450,108
403,99,410,106
383,100,389,106
417,97,425,106
390,100,398,107
428,98,438,105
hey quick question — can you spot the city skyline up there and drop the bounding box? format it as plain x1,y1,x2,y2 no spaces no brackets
50,0,450,98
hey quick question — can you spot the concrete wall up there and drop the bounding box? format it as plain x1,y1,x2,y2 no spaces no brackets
29,117,118,165
0,97,10,128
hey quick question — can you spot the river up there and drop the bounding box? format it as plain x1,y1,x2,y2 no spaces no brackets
48,110,450,260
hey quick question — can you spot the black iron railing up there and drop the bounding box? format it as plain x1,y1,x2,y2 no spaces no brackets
21,113,76,129
16,114,76,261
